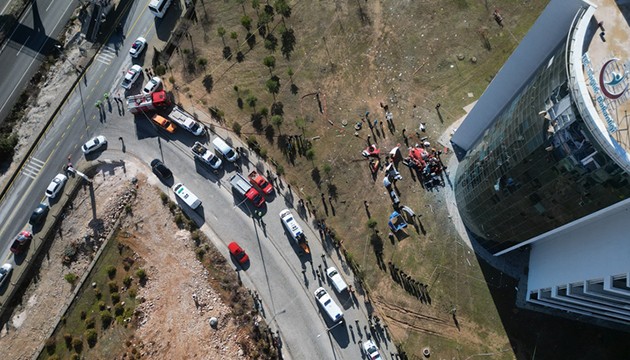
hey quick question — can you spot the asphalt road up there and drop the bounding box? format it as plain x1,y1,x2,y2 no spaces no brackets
0,1,394,359
0,0,78,123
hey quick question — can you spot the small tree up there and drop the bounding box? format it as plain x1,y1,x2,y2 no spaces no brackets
287,67,294,81
305,148,315,162
322,163,332,179
271,115,283,132
203,75,213,93
85,329,98,347
197,57,208,71
266,77,280,100
263,55,276,75
246,94,258,111
251,0,260,14
230,31,239,50
105,265,116,279
136,268,147,282
241,15,252,31
217,26,226,45
367,218,378,231
274,0,291,20
64,273,78,286
232,121,242,135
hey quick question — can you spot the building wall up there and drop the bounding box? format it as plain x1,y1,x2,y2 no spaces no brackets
454,37,630,254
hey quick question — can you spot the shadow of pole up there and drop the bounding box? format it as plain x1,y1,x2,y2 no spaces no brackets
88,181,97,220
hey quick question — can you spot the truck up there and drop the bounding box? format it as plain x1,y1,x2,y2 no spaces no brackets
229,173,265,208
279,209,310,255
248,170,274,195
168,106,205,136
126,90,170,114
191,141,222,169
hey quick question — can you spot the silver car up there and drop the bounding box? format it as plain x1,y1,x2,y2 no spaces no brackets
121,64,142,89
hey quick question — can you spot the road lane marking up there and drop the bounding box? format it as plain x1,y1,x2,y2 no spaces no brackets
0,0,75,115
0,0,31,54
22,157,45,179
16,36,30,56
46,0,56,12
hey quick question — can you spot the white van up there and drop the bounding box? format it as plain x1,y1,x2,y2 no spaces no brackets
173,183,201,209
212,137,239,162
148,0,172,18
314,287,343,323
326,267,348,293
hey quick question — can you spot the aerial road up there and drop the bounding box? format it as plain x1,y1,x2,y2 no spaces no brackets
0,1,392,359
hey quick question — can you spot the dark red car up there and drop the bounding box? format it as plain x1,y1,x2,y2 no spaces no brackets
228,242,249,264
10,231,33,254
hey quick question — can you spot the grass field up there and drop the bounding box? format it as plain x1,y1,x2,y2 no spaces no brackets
165,0,551,358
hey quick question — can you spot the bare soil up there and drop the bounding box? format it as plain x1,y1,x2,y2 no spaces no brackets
1,161,244,360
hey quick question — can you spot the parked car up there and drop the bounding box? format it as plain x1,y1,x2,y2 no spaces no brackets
142,76,162,94
0,263,12,287
151,114,176,133
129,37,147,58
45,173,68,198
362,340,382,360
228,242,249,265
326,266,348,293
29,203,50,225
121,64,142,89
10,230,32,254
150,159,172,180
82,135,107,154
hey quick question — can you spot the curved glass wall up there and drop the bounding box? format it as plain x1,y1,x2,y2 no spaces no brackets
455,44,630,254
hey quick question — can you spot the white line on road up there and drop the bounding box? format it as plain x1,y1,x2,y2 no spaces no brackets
0,0,33,54
0,0,74,115
16,36,30,56
46,0,57,12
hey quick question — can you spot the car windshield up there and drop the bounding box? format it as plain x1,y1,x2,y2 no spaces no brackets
329,270,338,277
0,268,7,275
132,41,142,49
253,194,263,205
226,149,235,158
190,123,200,132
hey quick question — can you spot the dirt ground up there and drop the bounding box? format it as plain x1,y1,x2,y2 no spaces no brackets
0,160,243,360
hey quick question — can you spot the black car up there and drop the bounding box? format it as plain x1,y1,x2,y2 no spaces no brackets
30,203,50,225
150,159,173,180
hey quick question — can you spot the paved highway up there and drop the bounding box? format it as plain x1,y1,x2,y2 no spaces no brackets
0,0,78,123
0,1,393,359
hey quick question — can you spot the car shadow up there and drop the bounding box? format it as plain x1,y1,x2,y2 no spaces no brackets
230,257,251,271
0,271,13,295
13,249,28,266
194,159,224,182
83,144,108,161
328,319,350,348
175,200,206,228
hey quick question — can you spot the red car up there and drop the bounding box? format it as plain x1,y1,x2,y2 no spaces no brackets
248,170,274,195
10,231,33,254
228,242,249,264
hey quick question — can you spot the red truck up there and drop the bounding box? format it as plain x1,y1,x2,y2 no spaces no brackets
126,90,170,114
248,170,274,195
230,173,265,207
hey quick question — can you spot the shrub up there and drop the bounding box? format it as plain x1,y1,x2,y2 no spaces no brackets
196,248,206,260
124,203,133,214
114,304,124,316
95,288,102,299
101,311,113,328
85,316,96,328
276,164,285,176
160,192,168,204
128,288,137,298
136,269,147,282
123,276,132,287
155,64,166,76
45,337,56,354
108,281,119,293
72,337,83,353
367,218,378,229
305,148,315,161
111,292,121,304
105,265,117,279
232,121,242,135
64,333,73,348
80,310,86,320
71,354,80,360
203,75,213,93
85,329,98,347
64,272,78,285
98,301,106,310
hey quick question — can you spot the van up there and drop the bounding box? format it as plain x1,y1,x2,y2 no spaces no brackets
212,137,239,162
173,183,201,209
148,0,172,18
314,287,343,323
279,209,304,241
326,267,348,293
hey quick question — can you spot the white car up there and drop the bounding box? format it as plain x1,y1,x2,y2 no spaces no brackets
45,173,68,198
121,64,142,89
0,263,12,287
326,267,348,293
142,76,162,94
362,340,382,360
279,209,304,241
314,287,343,323
82,135,107,154
129,37,147,58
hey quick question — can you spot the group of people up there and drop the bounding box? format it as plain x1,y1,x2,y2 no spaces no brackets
388,262,431,305
402,143,446,190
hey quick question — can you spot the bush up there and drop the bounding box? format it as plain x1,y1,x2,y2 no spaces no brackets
114,303,124,316
108,281,119,293
71,353,80,360
136,269,147,282
64,272,78,285
64,333,73,348
80,310,86,320
203,75,213,93
98,301,106,310
123,276,132,287
95,288,102,299
155,64,166,76
232,121,242,136
85,316,96,328
196,248,206,260
305,148,315,161
72,337,83,353
367,218,378,229
85,329,98,347
111,292,121,304
128,288,137,298
45,337,56,354
101,311,113,328
124,203,132,214
105,265,117,279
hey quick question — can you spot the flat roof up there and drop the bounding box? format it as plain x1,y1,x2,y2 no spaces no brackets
575,0,630,164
